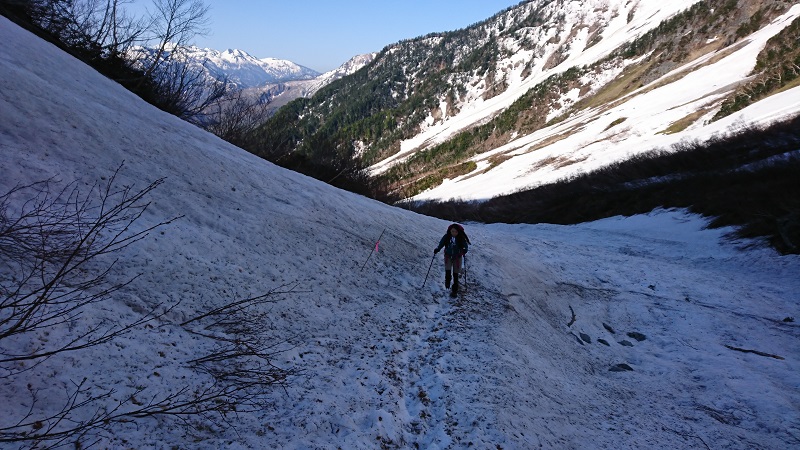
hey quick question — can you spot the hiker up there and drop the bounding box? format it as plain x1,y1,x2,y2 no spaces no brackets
434,223,469,296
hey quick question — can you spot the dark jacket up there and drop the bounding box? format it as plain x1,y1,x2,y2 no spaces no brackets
435,233,468,257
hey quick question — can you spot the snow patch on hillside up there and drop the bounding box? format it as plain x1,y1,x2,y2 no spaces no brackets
370,0,706,177
411,3,800,201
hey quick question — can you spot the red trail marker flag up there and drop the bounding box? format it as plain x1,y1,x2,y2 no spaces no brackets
360,228,386,271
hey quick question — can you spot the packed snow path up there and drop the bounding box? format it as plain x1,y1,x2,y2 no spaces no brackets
257,216,799,450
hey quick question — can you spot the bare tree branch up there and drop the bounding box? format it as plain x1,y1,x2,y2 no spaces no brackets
140,0,209,80
0,164,299,446
0,165,180,365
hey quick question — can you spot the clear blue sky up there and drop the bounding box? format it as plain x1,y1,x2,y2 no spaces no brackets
180,0,522,72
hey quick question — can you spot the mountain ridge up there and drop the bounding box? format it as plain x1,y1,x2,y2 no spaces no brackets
250,0,800,201
248,52,378,114
168,45,320,88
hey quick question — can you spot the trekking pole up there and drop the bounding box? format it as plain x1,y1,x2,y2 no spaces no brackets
421,253,436,289
463,254,468,292
360,228,386,271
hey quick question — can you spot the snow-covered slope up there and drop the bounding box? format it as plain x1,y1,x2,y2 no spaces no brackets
303,52,377,95
253,0,800,201
405,2,800,200
272,0,797,202
1,15,799,450
384,0,708,161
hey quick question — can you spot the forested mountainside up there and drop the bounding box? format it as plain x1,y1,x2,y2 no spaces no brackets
248,0,799,200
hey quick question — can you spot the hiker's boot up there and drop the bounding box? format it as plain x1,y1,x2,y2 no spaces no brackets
451,273,460,297
445,270,452,289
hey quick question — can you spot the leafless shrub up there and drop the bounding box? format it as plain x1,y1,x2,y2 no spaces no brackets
10,0,148,57
0,165,176,370
0,165,179,447
181,283,307,413
147,51,228,120
138,0,210,80
203,89,272,148
0,165,299,448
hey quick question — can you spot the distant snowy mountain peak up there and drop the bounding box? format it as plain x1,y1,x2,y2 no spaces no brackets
170,46,377,104
246,52,378,115
223,48,248,58
313,53,378,88
178,45,320,88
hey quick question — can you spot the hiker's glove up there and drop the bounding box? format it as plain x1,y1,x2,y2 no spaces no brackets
433,249,439,254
